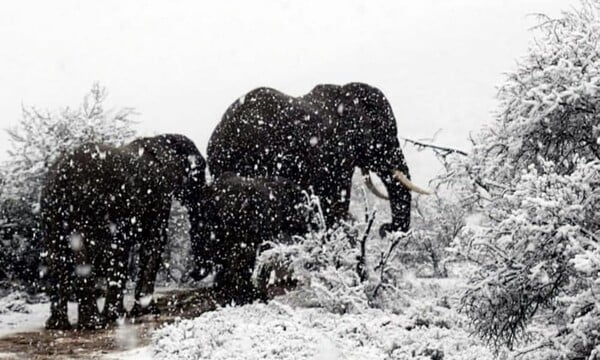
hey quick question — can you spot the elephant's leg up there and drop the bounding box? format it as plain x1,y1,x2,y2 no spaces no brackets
189,212,216,281
102,234,129,323
255,236,291,302
216,243,259,305
46,261,72,330
253,262,271,302
72,242,105,330
44,222,72,330
131,211,168,317
214,264,239,304
75,274,104,329
322,180,353,227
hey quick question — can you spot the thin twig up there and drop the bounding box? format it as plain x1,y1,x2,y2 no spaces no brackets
400,137,468,156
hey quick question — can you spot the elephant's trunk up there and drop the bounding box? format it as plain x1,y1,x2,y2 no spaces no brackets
379,171,412,233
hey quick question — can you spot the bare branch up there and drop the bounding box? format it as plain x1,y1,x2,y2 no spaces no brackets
400,137,468,157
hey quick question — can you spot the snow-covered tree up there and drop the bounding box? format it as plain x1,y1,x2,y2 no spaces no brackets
454,2,600,357
0,84,136,287
467,2,600,184
461,161,599,351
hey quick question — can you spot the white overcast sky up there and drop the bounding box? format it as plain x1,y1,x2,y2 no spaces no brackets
0,0,578,184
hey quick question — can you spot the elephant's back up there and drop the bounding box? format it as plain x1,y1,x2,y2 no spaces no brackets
47,143,115,185
43,143,132,210
207,87,321,179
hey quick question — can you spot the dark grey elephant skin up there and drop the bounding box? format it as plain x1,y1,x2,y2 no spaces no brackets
192,172,308,304
208,83,423,235
41,134,205,330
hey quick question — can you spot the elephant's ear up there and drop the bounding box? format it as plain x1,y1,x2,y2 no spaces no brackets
333,84,374,145
153,135,208,195
343,83,399,134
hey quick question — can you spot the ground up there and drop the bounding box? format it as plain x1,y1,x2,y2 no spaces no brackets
0,288,217,359
0,274,493,360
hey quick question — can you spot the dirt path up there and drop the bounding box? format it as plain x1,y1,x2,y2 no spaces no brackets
0,288,219,360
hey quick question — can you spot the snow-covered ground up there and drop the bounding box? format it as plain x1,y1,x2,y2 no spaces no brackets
0,275,492,359
104,346,153,359
0,292,50,338
151,276,492,360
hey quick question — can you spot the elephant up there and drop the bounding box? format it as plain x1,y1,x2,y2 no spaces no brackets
207,83,429,237
191,172,308,304
41,134,205,329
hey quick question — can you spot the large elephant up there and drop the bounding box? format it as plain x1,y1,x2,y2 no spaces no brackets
191,172,308,304
207,83,428,235
41,134,205,329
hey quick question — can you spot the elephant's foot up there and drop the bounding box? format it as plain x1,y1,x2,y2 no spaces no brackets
189,264,212,281
217,281,260,306
253,286,269,303
78,303,107,330
241,285,266,305
379,222,408,237
77,314,107,330
102,303,126,323
228,291,255,306
129,298,160,318
45,313,72,330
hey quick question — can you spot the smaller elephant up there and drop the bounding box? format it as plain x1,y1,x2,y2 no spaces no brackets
191,172,308,304
41,134,205,329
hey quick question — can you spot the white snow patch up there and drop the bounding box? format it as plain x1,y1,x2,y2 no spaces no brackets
69,233,83,251
0,294,77,337
103,346,152,359
75,264,92,277
108,222,118,235
138,295,153,308
152,299,492,360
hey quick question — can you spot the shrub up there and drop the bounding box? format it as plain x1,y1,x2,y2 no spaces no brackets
0,84,136,288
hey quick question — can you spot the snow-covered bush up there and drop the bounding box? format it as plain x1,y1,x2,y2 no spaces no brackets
462,161,599,352
402,193,467,278
0,291,31,314
152,300,491,360
254,192,412,315
453,2,600,357
0,84,136,287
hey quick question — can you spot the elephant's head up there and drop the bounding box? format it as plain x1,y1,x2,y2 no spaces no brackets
335,83,429,234
131,134,207,209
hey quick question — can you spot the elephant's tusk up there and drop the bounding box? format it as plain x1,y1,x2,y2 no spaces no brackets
360,169,389,200
393,170,431,195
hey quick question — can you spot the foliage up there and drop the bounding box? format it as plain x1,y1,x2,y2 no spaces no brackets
255,191,412,315
402,193,468,277
467,1,600,185
0,84,137,287
461,161,599,352
451,2,600,358
349,171,467,279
